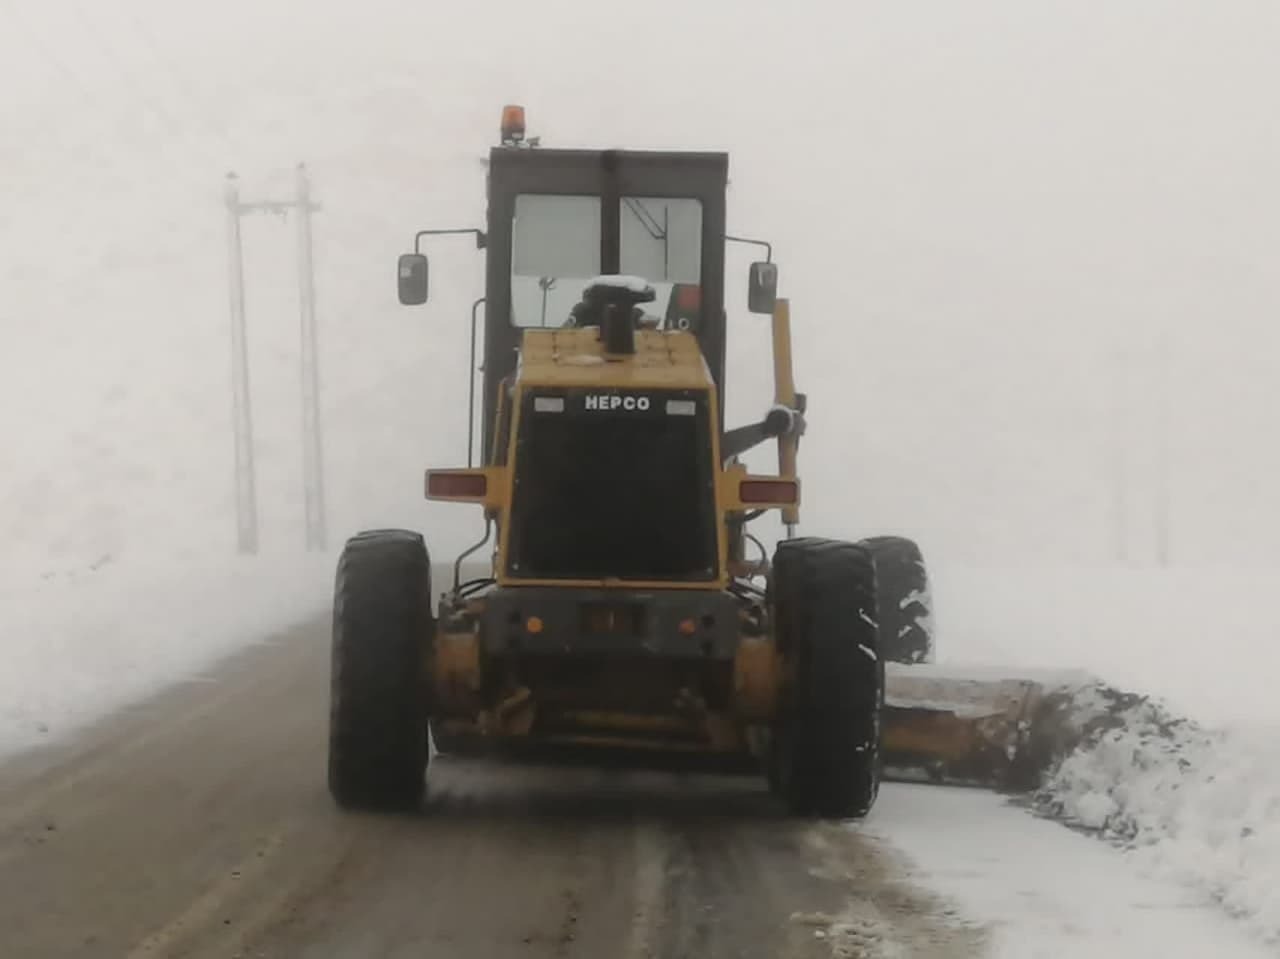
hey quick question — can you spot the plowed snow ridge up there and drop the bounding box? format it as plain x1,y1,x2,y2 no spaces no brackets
1035,692,1280,947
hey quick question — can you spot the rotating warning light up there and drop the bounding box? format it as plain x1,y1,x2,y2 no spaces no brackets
501,104,526,144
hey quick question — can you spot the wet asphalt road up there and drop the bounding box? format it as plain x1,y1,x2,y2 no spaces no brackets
0,620,985,958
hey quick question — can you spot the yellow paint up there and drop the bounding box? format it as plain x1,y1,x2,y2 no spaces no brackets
428,320,803,593
771,298,801,527
517,327,714,389
494,326,732,589
883,710,983,758
732,635,780,721
434,631,481,715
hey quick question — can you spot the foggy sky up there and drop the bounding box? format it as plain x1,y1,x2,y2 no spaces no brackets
2,0,1277,571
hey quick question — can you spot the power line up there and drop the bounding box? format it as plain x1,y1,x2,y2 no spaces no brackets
67,0,202,144
0,0,226,200
114,4,239,154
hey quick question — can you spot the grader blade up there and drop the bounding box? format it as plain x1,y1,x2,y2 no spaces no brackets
882,665,1099,791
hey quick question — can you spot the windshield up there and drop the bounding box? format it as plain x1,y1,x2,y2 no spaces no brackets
510,193,703,328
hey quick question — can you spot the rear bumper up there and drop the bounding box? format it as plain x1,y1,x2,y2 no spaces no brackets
478,586,742,660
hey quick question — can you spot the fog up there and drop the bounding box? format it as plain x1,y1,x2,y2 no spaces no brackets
3,0,1278,580
5,8,1280,944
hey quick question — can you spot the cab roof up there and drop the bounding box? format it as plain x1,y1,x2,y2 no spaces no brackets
480,145,729,455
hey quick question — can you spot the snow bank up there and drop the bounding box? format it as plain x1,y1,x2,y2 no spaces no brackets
919,564,1280,947
1031,687,1280,947
0,551,333,759
865,782,1276,959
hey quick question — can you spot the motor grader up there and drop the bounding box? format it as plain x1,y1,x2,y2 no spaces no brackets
327,106,1066,818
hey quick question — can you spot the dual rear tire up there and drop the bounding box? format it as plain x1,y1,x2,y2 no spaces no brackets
858,535,935,665
767,537,885,819
765,534,935,818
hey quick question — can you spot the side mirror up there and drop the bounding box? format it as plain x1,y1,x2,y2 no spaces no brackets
747,261,778,314
397,253,429,305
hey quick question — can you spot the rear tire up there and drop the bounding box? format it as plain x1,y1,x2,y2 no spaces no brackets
769,537,884,819
858,535,935,664
328,529,433,811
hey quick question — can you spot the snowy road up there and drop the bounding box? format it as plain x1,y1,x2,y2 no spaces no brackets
0,620,1269,959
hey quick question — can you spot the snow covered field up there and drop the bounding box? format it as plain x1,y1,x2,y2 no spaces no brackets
4,0,1279,955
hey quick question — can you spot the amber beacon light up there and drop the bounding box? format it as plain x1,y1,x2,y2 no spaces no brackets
500,105,526,145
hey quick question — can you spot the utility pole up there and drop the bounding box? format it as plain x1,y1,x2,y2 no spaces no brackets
223,166,326,552
295,164,326,551
224,173,258,555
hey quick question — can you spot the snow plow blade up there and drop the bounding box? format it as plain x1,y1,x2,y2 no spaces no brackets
881,665,1099,791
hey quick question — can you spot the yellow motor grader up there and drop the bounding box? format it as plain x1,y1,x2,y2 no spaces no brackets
326,106,1079,817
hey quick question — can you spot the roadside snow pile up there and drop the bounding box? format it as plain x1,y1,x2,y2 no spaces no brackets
1032,688,1280,947
0,551,332,759
933,563,1280,943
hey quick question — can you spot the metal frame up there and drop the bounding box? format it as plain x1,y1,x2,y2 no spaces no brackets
480,147,730,461
414,228,486,254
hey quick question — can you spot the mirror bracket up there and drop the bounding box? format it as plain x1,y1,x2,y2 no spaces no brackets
414,227,487,253
725,234,772,263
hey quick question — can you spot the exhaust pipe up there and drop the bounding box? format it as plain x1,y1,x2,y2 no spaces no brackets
600,303,636,355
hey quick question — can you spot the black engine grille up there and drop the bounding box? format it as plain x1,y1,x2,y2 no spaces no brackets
505,388,717,582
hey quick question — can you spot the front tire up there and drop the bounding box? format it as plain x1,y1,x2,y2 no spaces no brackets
328,529,433,810
769,537,884,819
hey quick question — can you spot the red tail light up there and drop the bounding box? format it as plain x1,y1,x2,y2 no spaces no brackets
426,471,488,499
739,479,798,505
675,284,701,310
